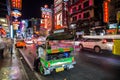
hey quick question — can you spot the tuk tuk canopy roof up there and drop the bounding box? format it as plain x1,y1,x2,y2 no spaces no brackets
46,33,74,40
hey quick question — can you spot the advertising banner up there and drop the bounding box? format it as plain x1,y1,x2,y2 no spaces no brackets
41,7,52,30
11,0,22,10
55,12,63,29
54,4,62,14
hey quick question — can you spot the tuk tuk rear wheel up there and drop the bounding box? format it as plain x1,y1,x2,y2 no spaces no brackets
39,64,45,75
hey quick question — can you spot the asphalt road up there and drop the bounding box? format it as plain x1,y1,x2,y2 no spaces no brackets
19,44,120,80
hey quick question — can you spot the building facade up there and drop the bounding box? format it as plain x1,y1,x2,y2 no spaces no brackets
54,0,69,30
68,0,104,34
0,0,8,17
106,0,120,34
109,0,120,23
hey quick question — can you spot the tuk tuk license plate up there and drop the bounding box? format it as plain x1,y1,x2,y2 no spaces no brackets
56,67,64,72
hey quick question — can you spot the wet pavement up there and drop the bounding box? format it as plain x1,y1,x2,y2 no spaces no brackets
18,44,120,80
1,43,120,80
0,48,27,80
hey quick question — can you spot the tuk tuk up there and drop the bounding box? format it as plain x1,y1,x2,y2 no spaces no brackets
34,32,76,75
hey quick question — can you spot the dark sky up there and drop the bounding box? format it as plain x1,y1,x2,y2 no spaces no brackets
21,0,54,19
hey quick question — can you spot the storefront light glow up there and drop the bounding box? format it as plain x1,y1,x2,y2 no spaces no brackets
10,25,13,38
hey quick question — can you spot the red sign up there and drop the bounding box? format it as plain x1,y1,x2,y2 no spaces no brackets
11,0,22,10
103,1,109,23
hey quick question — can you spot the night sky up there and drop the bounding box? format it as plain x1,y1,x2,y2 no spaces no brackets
21,0,54,19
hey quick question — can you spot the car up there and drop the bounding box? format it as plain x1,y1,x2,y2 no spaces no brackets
15,39,26,48
79,35,114,53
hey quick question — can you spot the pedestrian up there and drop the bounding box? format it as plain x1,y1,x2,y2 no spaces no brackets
0,36,5,59
34,45,41,72
9,38,13,57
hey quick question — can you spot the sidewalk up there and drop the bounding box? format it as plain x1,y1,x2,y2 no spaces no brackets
0,48,27,80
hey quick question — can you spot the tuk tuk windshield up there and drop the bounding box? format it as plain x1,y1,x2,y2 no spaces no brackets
46,51,71,61
49,40,73,49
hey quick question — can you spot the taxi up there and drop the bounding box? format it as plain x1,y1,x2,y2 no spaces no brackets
15,39,26,48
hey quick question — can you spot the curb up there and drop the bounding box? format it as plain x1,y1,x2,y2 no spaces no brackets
18,49,34,71
18,49,42,80
19,55,29,80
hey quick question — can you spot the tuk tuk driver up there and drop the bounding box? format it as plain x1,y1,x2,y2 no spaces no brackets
34,41,51,71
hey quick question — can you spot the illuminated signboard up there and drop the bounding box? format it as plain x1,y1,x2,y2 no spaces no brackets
11,10,21,18
103,1,109,23
41,7,52,18
54,4,62,14
41,7,52,13
41,7,52,30
53,29,64,33
54,0,62,7
55,12,63,29
11,0,22,10
109,23,120,29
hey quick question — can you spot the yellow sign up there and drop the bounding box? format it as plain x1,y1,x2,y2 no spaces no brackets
56,67,64,72
113,39,120,55
51,49,59,53
63,48,70,52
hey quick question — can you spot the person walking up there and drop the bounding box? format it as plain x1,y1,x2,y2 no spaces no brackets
9,39,13,57
0,36,5,59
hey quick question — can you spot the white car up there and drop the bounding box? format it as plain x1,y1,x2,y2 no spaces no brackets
79,36,114,53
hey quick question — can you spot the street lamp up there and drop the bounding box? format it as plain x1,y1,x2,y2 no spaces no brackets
70,24,76,53
70,24,76,37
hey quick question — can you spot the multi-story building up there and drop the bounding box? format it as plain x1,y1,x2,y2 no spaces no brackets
0,0,11,36
106,0,120,34
0,0,8,17
68,0,104,34
109,0,120,23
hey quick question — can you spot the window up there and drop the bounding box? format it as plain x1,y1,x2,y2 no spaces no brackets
83,12,90,18
72,0,79,4
79,15,81,18
73,16,77,21
83,1,89,8
46,52,71,60
85,39,101,42
78,5,81,10
72,7,77,13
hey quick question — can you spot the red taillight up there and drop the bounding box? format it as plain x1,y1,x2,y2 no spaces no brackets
102,39,107,44
112,39,114,42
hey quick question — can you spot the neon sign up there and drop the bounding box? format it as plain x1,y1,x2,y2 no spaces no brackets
11,0,22,10
54,4,62,14
103,1,109,23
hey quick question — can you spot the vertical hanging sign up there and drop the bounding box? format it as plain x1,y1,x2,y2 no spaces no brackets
103,1,109,23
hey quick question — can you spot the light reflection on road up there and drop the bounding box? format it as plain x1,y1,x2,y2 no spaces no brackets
0,66,21,80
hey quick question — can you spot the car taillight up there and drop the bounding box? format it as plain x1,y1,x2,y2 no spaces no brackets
112,39,114,42
102,39,107,44
48,62,50,67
